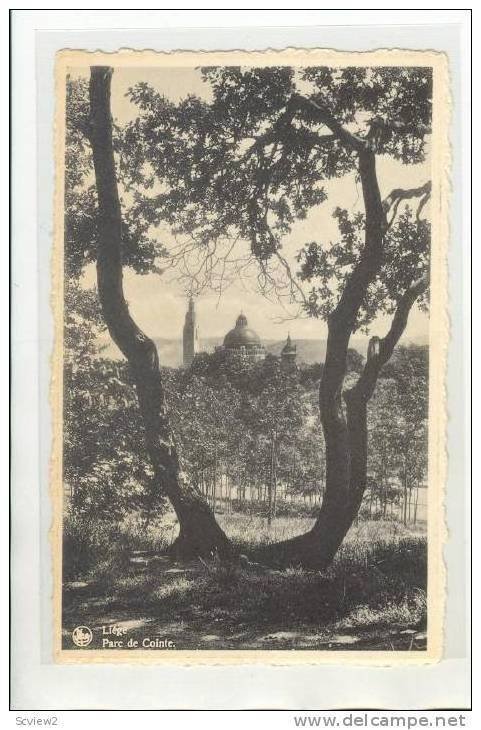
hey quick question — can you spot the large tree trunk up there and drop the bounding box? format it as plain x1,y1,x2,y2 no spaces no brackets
88,66,233,559
254,142,429,569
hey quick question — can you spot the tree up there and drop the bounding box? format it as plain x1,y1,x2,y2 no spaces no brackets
364,345,428,522
168,351,318,520
366,377,404,519
120,65,432,567
236,355,308,522
162,359,243,511
64,76,164,279
384,345,429,524
86,67,232,558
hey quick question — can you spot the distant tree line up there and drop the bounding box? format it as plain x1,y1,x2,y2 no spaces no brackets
64,285,428,527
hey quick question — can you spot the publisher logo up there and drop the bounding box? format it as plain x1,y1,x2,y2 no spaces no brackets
72,625,93,647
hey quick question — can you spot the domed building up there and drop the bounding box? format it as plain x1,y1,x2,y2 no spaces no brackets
221,313,266,362
183,303,298,369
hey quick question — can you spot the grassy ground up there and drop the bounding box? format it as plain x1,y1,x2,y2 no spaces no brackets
217,511,427,549
62,513,427,652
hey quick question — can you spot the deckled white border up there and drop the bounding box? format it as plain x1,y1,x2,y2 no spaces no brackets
11,14,470,710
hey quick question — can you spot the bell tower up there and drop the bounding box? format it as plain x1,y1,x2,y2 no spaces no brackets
183,296,199,367
281,333,297,372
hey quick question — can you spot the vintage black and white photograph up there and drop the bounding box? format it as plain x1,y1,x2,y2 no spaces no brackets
53,49,448,660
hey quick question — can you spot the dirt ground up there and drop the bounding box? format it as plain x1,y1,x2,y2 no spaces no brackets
62,552,427,652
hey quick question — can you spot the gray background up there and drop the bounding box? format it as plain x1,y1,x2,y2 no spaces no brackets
11,9,470,709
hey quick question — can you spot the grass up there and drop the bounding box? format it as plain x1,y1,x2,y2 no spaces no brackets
62,510,427,651
63,511,176,581
217,510,426,551
218,512,315,547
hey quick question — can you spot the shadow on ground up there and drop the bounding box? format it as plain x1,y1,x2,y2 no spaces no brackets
62,538,427,652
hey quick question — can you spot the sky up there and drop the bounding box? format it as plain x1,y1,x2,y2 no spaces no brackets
74,65,430,345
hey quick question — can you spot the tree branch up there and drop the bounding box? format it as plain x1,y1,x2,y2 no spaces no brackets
383,182,431,229
383,119,431,136
345,273,429,405
292,94,367,153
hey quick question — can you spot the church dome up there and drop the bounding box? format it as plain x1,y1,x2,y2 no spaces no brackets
224,313,262,349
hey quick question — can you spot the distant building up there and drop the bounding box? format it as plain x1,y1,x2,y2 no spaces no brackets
183,305,298,369
182,297,200,367
281,333,297,372
219,312,266,362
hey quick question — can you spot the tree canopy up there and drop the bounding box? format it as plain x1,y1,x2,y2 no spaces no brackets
65,77,167,279
119,65,432,326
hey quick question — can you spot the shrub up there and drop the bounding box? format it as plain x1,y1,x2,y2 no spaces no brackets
63,512,123,581
62,510,176,581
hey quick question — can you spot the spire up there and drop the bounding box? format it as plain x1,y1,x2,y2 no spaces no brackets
281,333,297,370
183,296,199,367
282,332,296,354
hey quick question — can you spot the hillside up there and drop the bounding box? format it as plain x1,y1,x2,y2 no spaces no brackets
150,335,427,368
100,334,427,368
151,336,330,368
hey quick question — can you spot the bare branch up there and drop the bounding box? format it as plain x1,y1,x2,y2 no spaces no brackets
274,250,308,309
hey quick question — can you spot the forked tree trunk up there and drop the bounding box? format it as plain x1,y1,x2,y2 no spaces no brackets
88,66,232,559
88,67,429,569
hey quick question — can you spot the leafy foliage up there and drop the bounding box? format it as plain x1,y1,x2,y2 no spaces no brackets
120,65,431,320
63,281,427,523
301,67,432,163
298,207,430,330
64,77,167,278
63,283,163,519
163,351,323,500
366,344,428,516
